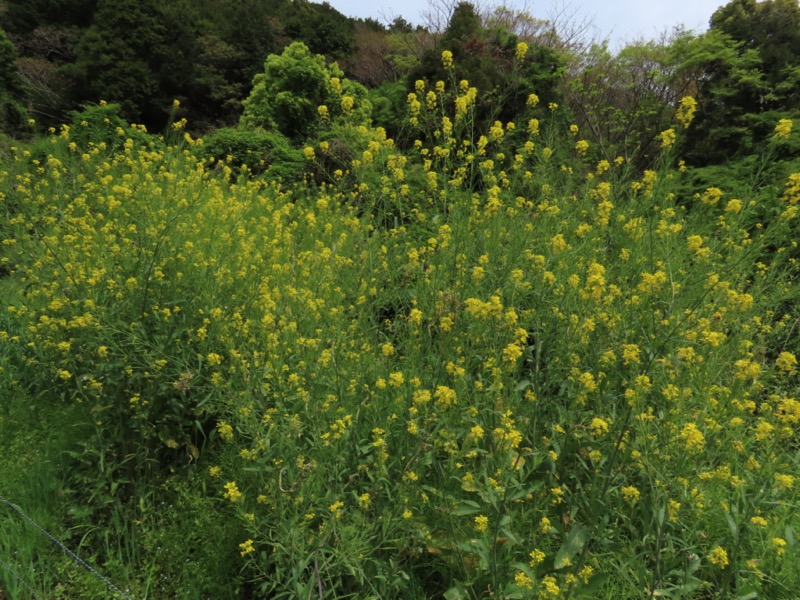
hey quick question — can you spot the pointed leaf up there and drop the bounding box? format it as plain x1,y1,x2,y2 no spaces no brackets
554,524,588,569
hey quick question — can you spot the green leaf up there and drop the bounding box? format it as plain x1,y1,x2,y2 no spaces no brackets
514,379,531,391
785,525,795,547
554,524,588,569
453,500,482,516
574,573,609,597
444,584,468,600
725,512,739,540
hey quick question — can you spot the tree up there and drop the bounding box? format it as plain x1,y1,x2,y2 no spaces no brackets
240,41,371,140
0,25,29,133
410,1,565,127
280,1,355,60
679,0,800,164
345,21,397,88
1,0,98,33
566,34,693,168
67,0,202,127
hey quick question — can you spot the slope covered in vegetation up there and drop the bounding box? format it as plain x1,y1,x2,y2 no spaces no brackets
1,1,800,598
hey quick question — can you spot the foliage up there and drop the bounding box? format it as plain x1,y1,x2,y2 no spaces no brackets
566,37,690,169
198,126,306,180
240,41,371,140
2,41,800,597
64,0,202,125
279,0,355,59
0,26,30,134
410,2,565,132
677,0,800,165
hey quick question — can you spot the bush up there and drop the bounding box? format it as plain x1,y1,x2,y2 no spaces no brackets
198,127,306,181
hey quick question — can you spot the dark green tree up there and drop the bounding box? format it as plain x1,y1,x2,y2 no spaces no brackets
66,0,202,127
281,1,355,59
1,0,98,33
0,26,30,133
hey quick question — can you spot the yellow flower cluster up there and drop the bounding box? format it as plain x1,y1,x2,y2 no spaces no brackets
676,96,697,128
773,118,793,139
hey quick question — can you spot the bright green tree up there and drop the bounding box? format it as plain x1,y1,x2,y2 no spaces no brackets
240,41,370,140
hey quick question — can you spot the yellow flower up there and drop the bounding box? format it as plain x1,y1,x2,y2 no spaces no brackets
575,140,589,155
589,417,610,437
340,96,354,114
776,351,797,373
708,546,729,568
540,575,560,597
217,421,234,441
621,485,640,504
441,50,454,68
329,500,344,517
783,173,800,204
239,539,255,556
529,548,546,566
223,481,243,502
679,422,705,453
514,571,533,589
676,96,697,128
303,146,316,161
550,233,567,253
622,344,640,365
540,516,551,533
774,118,793,139
775,473,794,491
502,342,523,364
772,537,787,555
515,42,528,61
474,514,489,532
660,128,676,148
434,385,457,407
527,93,539,107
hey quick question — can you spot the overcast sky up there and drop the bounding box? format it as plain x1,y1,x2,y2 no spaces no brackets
325,0,728,49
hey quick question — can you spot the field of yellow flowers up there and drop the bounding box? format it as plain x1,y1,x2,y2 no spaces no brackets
1,75,799,598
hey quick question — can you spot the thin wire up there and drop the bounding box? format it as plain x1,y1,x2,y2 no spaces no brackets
0,494,132,599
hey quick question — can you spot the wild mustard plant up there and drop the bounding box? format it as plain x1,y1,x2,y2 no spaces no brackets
2,62,799,598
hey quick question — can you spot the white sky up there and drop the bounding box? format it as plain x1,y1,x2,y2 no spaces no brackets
325,0,728,49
